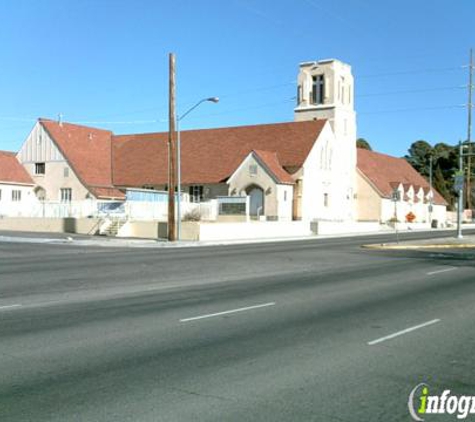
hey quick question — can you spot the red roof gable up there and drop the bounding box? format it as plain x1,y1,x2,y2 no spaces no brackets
253,150,295,184
0,150,34,185
357,148,447,205
39,119,124,199
113,120,326,186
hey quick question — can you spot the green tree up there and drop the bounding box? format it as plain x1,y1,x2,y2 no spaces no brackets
356,138,372,150
405,140,432,177
405,140,458,208
433,165,453,209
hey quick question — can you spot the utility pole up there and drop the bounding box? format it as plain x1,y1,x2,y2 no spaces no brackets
168,53,177,241
457,140,464,239
466,48,473,210
429,155,433,226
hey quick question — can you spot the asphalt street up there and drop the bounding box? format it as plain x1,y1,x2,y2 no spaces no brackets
1,230,474,421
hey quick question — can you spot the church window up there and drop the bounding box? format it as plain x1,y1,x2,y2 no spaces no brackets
297,85,302,105
311,75,324,105
35,162,45,175
12,190,22,202
60,188,72,202
324,193,329,207
189,185,204,203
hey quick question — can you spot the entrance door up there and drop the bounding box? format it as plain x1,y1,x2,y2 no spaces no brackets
247,185,264,218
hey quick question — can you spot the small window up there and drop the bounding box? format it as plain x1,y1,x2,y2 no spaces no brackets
60,188,72,202
188,185,203,203
12,190,22,202
324,193,329,207
311,75,325,105
0,189,2,201
35,163,45,175
283,190,287,202
249,164,258,176
64,167,69,177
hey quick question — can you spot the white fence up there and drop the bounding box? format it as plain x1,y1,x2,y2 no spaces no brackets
125,200,218,221
0,199,220,222
0,200,102,219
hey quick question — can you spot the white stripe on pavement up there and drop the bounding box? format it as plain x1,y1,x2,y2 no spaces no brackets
426,267,457,276
368,319,441,346
0,304,22,311
180,302,276,322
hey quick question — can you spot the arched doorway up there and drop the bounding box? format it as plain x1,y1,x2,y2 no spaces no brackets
246,184,264,218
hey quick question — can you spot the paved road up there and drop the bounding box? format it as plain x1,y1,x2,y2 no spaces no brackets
0,230,474,421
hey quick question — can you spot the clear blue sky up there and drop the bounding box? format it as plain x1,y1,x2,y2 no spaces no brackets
0,0,473,157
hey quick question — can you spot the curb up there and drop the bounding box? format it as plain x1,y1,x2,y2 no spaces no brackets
362,244,475,250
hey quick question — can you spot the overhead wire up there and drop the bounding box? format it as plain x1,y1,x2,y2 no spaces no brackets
0,65,468,126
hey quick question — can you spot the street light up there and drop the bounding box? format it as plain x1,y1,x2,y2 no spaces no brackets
177,97,219,240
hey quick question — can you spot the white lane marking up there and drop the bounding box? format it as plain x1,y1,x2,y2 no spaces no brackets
368,319,441,346
426,267,457,276
0,304,22,311
180,302,276,322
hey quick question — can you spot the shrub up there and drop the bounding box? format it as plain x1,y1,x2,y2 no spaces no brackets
183,208,201,222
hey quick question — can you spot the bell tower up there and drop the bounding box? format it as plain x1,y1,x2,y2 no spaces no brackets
294,58,357,220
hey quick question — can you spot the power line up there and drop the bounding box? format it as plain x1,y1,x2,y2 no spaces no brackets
73,118,166,125
359,104,464,115
357,85,463,97
178,99,294,121
359,66,463,78
0,64,468,126
0,116,36,122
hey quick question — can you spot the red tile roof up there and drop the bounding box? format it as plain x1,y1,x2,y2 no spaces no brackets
252,150,295,184
113,120,327,186
39,119,124,199
357,148,447,205
0,150,34,185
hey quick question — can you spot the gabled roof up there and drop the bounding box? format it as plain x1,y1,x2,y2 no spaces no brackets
113,120,327,186
357,148,447,205
39,119,124,199
253,150,295,184
0,150,34,185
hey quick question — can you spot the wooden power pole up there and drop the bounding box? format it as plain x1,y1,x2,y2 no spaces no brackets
466,48,473,210
168,53,177,241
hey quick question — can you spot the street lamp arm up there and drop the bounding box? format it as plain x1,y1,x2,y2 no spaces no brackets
179,97,219,122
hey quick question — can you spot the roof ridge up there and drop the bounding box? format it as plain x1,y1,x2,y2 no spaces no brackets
39,118,113,134
114,119,327,139
357,147,405,161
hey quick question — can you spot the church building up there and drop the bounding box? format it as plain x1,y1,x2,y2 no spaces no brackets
10,58,447,226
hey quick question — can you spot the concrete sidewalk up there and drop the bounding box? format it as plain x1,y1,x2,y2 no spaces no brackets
363,233,475,250
1,226,475,248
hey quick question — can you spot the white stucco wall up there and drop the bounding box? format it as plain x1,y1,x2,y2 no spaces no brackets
300,122,350,222
0,183,39,217
227,152,293,221
276,184,293,221
381,198,446,224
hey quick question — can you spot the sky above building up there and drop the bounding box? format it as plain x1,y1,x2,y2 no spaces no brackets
0,0,473,157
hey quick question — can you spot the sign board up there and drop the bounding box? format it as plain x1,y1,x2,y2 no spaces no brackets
454,174,464,192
